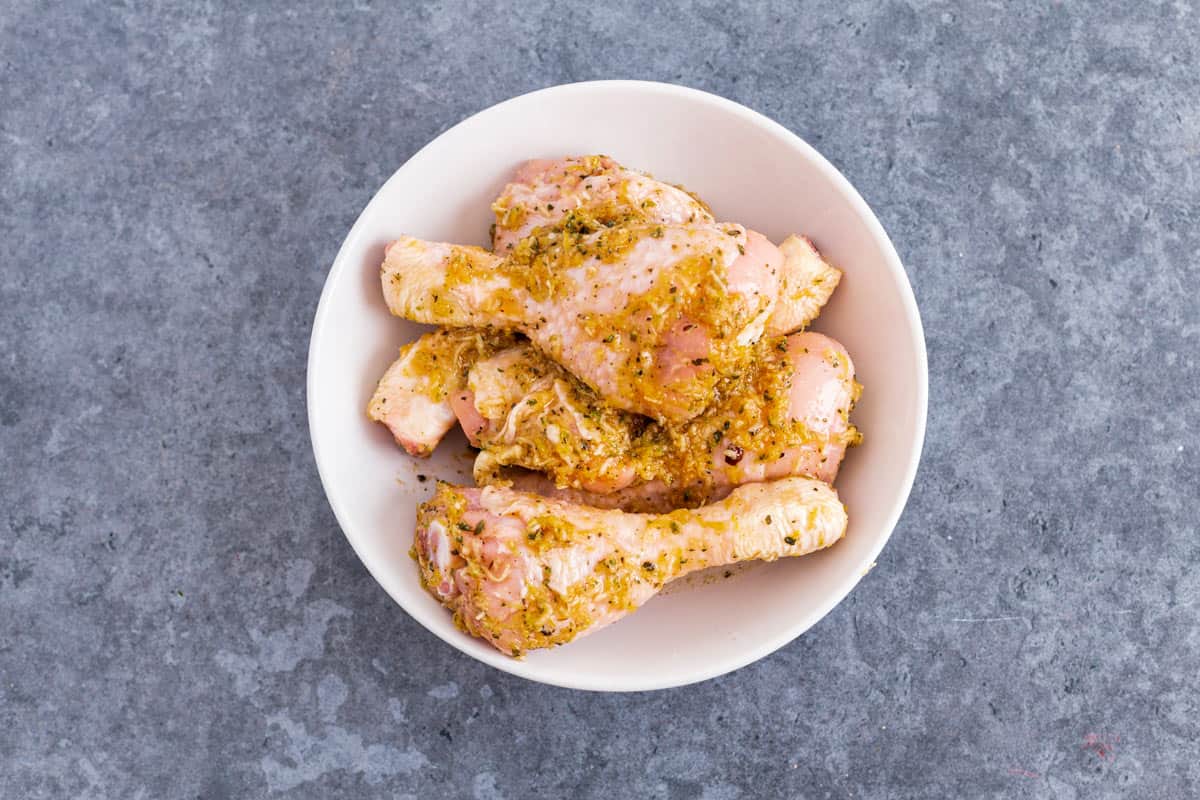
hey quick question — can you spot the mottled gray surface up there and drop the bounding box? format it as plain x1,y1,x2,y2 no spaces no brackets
2,1,1198,797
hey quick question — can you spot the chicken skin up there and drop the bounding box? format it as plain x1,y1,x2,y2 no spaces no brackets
413,477,847,655
381,220,781,423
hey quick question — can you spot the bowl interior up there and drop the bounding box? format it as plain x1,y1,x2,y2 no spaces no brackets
308,81,926,691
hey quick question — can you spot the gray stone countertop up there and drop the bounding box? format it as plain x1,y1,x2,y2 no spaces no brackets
3,2,1198,797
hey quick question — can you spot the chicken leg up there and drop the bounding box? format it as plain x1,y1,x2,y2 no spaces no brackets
492,156,841,337
366,327,518,456
490,155,715,253
381,220,781,423
414,477,847,655
766,235,843,336
457,331,860,511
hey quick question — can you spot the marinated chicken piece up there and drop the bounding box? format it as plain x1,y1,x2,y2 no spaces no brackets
413,477,848,655
490,155,714,253
766,235,843,336
367,327,518,456
678,331,860,489
378,159,836,428
380,220,781,423
455,342,649,494
494,157,837,336
455,331,861,511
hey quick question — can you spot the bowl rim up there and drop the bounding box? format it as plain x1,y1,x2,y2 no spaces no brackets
307,79,928,692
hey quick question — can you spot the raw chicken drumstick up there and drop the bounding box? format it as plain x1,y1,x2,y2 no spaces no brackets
367,327,518,456
457,331,860,511
381,220,781,423
490,155,715,253
767,235,843,337
492,156,841,337
414,477,847,655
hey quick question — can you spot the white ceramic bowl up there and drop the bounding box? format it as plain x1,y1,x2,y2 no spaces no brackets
308,81,927,691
